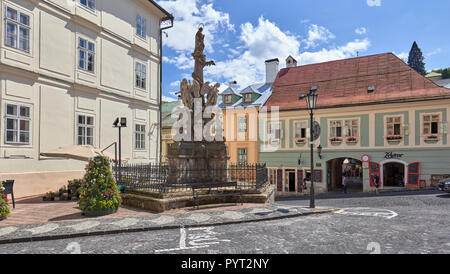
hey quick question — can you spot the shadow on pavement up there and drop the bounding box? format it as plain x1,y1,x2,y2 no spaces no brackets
276,189,442,202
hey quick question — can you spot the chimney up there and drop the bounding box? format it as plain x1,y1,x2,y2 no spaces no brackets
286,55,297,68
265,58,279,83
229,80,237,89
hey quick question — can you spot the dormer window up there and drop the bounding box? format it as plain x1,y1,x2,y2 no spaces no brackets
244,93,252,103
224,95,232,104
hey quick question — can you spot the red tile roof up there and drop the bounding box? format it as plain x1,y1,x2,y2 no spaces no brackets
264,53,450,110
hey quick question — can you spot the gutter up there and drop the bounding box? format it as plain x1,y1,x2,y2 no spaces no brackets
159,15,174,164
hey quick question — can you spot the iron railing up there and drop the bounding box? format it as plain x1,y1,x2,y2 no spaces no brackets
114,163,268,193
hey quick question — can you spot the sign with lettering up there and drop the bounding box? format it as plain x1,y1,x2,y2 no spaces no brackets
384,152,404,159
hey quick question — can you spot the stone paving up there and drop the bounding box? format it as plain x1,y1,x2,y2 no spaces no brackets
0,201,335,244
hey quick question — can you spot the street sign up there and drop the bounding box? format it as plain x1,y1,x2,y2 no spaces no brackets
312,121,321,141
361,154,370,162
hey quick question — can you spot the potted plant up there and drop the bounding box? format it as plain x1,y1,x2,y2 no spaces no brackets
386,135,403,144
78,156,122,217
68,179,83,200
329,137,343,145
346,136,358,143
0,182,10,221
425,134,439,143
43,191,56,201
295,138,307,144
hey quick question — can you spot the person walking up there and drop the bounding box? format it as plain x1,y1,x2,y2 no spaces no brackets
373,174,380,194
342,172,349,194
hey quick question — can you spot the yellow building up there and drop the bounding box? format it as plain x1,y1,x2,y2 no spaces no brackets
218,58,283,164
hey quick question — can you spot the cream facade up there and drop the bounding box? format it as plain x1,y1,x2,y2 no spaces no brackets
0,0,172,197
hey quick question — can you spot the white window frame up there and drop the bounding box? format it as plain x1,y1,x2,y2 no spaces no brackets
329,119,359,138
224,95,232,104
294,121,307,140
134,123,146,150
244,93,252,103
268,122,281,143
422,113,441,136
329,120,343,138
136,14,147,39
135,61,147,90
79,0,96,11
4,102,31,145
4,6,31,53
386,116,403,137
77,114,94,146
344,119,359,138
78,37,95,73
238,116,247,133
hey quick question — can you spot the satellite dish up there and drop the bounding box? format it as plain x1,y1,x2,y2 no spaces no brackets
312,121,321,141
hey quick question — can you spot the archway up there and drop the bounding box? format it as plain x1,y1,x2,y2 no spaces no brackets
327,158,363,192
381,160,407,188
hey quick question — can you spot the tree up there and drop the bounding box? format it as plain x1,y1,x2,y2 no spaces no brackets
442,68,450,79
408,41,426,76
78,156,122,215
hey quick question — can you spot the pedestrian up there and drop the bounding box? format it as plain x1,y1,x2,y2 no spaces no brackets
373,174,380,194
342,175,348,194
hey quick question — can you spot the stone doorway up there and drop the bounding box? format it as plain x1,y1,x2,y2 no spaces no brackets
327,158,363,192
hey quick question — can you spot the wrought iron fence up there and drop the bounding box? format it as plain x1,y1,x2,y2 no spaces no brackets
114,163,268,193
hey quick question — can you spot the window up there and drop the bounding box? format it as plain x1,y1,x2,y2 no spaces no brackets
244,93,252,103
5,7,30,52
5,103,31,144
79,0,96,10
423,114,440,135
78,38,95,72
224,95,232,104
238,116,247,133
268,169,277,185
77,114,94,145
136,15,147,38
269,122,281,141
135,62,147,90
294,121,307,139
330,120,342,138
344,120,359,137
330,119,359,138
135,124,146,150
237,148,247,165
387,116,402,136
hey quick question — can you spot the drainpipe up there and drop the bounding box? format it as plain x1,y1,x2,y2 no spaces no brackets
159,16,174,164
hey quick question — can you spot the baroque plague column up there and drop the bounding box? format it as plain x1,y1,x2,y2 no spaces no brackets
167,27,229,185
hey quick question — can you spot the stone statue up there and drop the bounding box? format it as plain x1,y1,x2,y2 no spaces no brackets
178,26,221,129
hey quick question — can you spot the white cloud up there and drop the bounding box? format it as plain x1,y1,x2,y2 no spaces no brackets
355,27,367,35
163,53,194,70
299,38,371,65
157,0,234,53
303,24,336,49
162,95,178,102
426,48,442,57
170,80,181,87
394,52,408,62
367,0,381,7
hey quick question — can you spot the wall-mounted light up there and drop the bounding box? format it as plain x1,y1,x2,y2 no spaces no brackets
317,145,323,159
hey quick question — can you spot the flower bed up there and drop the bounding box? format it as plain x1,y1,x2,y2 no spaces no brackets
78,156,122,216
346,137,358,143
386,135,403,141
0,182,10,220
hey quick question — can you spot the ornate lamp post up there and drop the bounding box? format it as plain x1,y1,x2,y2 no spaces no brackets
113,117,127,183
304,87,318,209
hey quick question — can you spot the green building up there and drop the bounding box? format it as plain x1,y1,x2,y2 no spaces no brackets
261,53,450,195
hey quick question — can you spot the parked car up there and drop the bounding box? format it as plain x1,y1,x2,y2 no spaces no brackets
438,178,450,193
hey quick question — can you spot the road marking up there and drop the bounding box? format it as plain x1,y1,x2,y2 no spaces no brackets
155,226,230,253
68,221,101,232
0,227,18,237
335,207,398,219
26,223,59,235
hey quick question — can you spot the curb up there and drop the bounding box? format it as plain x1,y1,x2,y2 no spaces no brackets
0,208,337,245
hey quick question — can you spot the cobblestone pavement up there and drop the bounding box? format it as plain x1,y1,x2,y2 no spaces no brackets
0,190,448,254
0,204,334,245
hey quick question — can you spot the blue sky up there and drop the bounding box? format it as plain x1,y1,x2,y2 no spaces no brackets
157,0,450,101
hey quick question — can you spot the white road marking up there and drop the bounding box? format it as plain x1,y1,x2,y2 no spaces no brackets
26,223,60,235
335,207,398,219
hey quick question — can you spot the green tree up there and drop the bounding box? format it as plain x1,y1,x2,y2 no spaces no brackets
408,41,426,76
442,68,450,79
78,156,122,213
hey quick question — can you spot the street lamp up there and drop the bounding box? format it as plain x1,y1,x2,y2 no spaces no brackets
113,117,127,183
304,87,318,209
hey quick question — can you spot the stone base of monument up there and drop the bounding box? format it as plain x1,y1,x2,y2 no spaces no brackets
121,183,275,213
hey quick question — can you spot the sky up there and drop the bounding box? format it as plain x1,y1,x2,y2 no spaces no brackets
157,0,450,102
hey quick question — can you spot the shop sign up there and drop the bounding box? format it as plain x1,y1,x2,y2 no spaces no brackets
384,152,404,159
